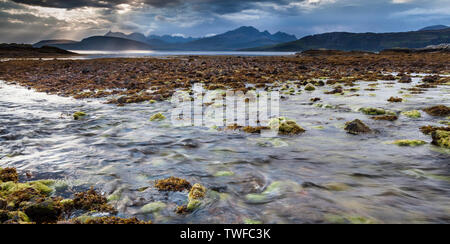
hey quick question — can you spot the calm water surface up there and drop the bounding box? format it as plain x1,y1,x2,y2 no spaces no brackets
0,75,449,224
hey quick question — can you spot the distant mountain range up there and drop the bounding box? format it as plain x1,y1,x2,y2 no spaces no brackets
42,36,158,51
32,25,450,52
245,26,450,52
419,25,448,31
33,26,297,51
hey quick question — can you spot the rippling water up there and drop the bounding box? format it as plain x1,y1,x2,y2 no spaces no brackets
0,77,449,224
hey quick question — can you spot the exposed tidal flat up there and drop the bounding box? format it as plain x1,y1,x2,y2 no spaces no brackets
0,53,449,224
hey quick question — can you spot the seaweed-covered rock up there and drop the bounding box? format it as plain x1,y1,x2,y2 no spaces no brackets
0,168,19,183
392,140,427,147
155,177,192,192
242,126,270,134
186,183,207,211
269,117,305,135
24,200,61,224
402,110,421,118
424,105,450,117
73,216,151,224
149,112,166,121
371,115,398,121
72,187,117,214
305,84,316,91
431,130,450,148
388,97,403,103
420,126,450,135
360,107,386,115
73,111,87,120
345,119,372,135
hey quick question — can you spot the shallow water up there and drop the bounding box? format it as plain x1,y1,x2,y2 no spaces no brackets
0,77,449,224
0,51,296,62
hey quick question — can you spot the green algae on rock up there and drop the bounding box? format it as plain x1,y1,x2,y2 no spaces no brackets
149,112,166,121
359,107,387,115
305,84,316,91
245,181,301,204
244,219,263,224
431,130,450,149
73,111,87,120
186,183,207,211
140,201,166,214
420,125,450,135
324,214,376,224
391,140,427,147
214,171,235,177
388,97,403,103
269,117,305,135
0,168,150,224
401,110,421,118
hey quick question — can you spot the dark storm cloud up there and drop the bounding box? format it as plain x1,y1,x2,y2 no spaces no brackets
10,0,294,13
10,0,182,9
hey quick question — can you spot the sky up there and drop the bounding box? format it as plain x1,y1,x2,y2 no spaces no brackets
0,0,449,43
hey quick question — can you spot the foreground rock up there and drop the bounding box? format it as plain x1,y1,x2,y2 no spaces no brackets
424,105,450,117
431,130,450,148
269,117,306,135
0,168,150,224
345,119,372,135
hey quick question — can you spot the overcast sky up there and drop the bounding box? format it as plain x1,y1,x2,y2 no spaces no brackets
0,0,449,43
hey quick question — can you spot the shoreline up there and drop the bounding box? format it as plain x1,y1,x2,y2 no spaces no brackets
0,53,448,106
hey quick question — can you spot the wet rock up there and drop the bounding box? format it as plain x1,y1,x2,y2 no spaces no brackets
245,181,301,204
72,187,117,214
420,126,450,135
0,168,19,183
244,219,263,224
402,110,421,118
360,107,387,115
344,119,372,135
242,126,270,134
305,84,316,91
324,182,350,191
269,117,305,135
149,112,166,121
388,97,403,103
214,171,235,177
423,105,450,117
73,111,87,120
140,202,166,214
325,86,343,94
431,130,450,148
392,140,427,147
187,183,207,211
422,75,439,83
398,75,412,83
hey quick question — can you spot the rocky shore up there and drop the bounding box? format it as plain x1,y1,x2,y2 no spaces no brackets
0,52,448,106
